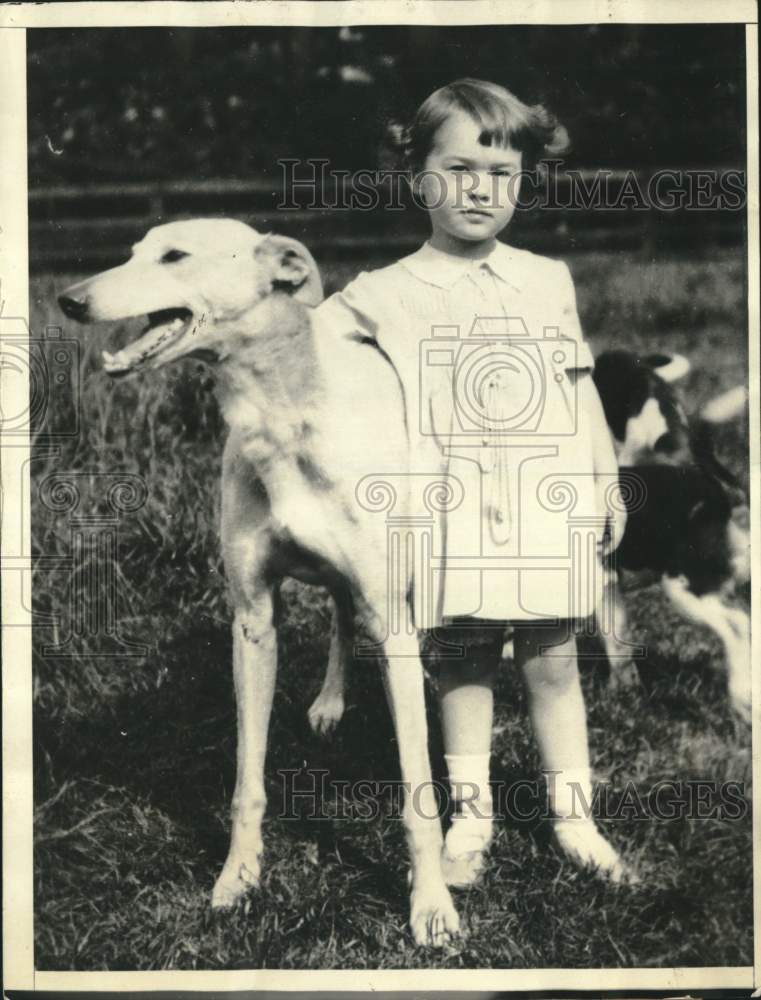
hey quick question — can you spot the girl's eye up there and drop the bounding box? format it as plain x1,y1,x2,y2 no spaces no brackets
491,170,514,177
448,165,468,172
161,249,189,263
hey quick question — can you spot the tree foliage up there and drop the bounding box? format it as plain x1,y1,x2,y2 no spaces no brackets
28,25,745,184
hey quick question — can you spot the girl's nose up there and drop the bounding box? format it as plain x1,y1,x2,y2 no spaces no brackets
469,177,490,201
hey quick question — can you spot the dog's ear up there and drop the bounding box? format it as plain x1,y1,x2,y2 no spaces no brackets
255,235,324,306
643,353,672,370
643,352,690,383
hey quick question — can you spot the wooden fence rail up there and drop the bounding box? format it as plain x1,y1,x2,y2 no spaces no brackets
29,170,745,272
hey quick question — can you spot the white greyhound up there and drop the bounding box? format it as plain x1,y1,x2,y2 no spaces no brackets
58,218,460,948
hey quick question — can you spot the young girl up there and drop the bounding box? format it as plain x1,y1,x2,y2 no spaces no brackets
318,79,630,887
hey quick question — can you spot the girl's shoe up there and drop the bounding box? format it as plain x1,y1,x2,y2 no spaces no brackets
552,817,639,884
441,843,489,888
441,798,493,888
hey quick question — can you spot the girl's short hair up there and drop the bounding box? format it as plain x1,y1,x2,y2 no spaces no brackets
402,78,569,173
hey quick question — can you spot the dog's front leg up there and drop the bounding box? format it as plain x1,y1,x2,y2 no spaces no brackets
212,589,278,909
374,625,459,948
723,605,751,722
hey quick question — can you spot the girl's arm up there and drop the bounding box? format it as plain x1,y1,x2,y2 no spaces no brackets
556,259,625,552
314,271,381,344
578,371,626,552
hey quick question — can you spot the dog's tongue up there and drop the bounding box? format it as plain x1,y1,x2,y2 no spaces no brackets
102,315,185,375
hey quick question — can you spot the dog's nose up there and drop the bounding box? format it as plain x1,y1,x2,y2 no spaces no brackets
58,294,90,322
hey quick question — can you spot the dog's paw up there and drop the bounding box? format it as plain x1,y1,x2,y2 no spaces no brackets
552,818,639,885
307,692,345,736
211,855,261,909
409,883,461,948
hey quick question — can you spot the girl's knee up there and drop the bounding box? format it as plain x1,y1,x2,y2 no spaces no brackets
516,622,575,660
516,623,579,690
524,653,578,692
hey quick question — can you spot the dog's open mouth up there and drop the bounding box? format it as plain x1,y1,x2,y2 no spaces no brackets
102,307,194,376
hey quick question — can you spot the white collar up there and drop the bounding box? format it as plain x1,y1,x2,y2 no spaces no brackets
400,240,526,291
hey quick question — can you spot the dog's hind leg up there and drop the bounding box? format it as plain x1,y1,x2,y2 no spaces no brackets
308,589,353,737
212,585,280,909
661,575,751,724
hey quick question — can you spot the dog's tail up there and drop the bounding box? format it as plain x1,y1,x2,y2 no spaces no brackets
700,385,748,424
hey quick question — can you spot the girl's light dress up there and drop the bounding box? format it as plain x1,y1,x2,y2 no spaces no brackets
315,240,603,629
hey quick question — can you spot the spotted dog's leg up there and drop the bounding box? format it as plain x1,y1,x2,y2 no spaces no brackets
662,575,750,724
723,604,751,721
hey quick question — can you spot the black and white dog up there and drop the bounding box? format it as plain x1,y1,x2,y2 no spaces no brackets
591,350,750,722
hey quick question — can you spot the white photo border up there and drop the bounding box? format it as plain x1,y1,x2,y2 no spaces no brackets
2,1,758,991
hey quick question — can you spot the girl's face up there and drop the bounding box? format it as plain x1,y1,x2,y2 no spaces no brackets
419,110,523,251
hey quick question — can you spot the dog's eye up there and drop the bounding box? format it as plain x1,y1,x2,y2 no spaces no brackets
161,249,189,264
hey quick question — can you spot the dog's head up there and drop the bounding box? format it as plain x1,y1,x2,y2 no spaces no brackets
58,219,323,376
593,349,691,465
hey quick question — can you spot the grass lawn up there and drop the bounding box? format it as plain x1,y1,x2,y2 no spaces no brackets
29,245,751,970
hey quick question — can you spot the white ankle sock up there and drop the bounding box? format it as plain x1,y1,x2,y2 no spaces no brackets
444,753,493,857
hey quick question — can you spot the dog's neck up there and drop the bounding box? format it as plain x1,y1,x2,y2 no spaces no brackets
214,294,322,461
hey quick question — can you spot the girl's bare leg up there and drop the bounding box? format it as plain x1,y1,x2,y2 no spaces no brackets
517,621,633,882
436,620,504,887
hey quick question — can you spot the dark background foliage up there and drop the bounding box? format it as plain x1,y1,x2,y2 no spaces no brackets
28,24,746,184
